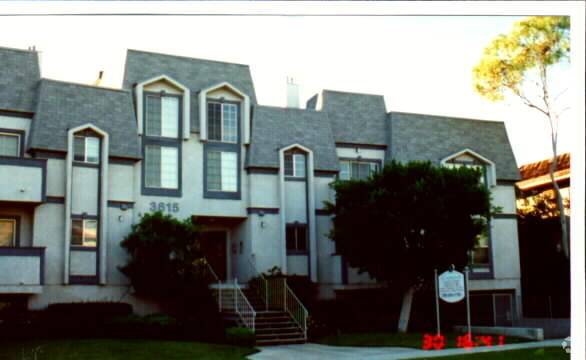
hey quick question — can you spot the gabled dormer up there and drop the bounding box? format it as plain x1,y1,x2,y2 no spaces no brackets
134,75,191,140
441,149,497,187
198,82,251,145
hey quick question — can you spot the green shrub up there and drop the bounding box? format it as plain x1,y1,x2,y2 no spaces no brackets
225,327,256,348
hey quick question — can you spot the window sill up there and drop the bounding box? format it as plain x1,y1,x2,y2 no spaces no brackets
73,161,100,168
70,246,98,251
204,191,241,200
287,250,309,255
142,187,182,197
285,176,306,182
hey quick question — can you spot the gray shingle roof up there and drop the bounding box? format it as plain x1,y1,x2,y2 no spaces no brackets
122,49,257,132
389,112,520,180
0,47,40,113
248,105,339,172
316,90,388,146
28,79,140,159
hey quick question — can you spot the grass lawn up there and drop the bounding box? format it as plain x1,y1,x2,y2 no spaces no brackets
410,347,569,359
314,332,530,349
0,339,258,360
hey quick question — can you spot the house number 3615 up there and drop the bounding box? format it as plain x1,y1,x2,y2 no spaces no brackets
149,202,179,213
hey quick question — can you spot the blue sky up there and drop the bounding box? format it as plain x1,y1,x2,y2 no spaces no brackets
0,2,582,166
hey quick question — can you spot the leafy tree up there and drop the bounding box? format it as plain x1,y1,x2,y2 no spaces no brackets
119,211,206,298
473,16,570,257
118,211,222,335
326,161,493,332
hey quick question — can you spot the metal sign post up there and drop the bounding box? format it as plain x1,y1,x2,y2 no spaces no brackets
434,269,440,335
465,267,471,336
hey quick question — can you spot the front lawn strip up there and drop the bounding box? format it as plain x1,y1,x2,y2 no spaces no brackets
0,339,258,360
314,332,530,349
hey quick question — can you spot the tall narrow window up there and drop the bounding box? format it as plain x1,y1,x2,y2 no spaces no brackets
145,145,178,189
146,95,179,138
284,151,306,177
142,92,182,196
0,133,20,157
207,151,237,192
286,224,308,252
71,219,97,247
0,219,16,247
208,102,238,143
74,136,100,164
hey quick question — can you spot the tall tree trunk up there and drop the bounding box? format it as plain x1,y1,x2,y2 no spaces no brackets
549,152,570,258
397,285,416,333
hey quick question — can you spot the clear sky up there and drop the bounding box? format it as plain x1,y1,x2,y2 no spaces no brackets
0,1,583,166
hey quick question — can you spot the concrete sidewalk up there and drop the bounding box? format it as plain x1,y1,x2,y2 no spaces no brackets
248,339,564,360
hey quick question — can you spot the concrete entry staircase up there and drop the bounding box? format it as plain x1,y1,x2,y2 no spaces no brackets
213,284,306,346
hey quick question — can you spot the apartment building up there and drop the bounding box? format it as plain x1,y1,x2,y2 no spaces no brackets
0,46,522,325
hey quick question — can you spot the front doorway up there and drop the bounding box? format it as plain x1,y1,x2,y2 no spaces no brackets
200,231,227,281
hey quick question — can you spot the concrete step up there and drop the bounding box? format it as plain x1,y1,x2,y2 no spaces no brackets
256,326,302,335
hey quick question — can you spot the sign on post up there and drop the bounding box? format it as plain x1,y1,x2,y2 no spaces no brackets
438,270,465,303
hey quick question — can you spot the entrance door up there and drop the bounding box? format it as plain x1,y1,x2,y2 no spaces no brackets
494,294,514,326
200,231,227,280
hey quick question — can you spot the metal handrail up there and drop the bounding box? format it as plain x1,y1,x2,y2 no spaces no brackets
284,278,309,340
233,278,257,332
248,256,269,311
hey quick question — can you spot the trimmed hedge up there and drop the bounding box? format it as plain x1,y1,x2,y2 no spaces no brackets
225,327,255,347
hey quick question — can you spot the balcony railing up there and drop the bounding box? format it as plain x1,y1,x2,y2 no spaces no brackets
0,247,45,293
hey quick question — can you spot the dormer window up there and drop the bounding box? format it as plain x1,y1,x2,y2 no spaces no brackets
208,102,238,143
145,93,180,138
285,151,306,178
0,132,20,157
74,136,100,164
440,149,496,187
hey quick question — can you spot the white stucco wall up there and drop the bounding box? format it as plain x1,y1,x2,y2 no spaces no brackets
250,214,282,274
69,250,97,276
46,159,65,197
492,185,517,214
249,173,279,208
0,164,44,202
109,164,134,201
32,203,65,285
287,255,309,276
0,256,41,285
284,181,307,223
71,167,99,215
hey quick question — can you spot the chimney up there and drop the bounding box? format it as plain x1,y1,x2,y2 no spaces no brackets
286,77,300,109
94,71,104,86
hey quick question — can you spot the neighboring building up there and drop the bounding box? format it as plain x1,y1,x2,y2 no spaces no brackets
517,153,571,216
0,46,521,327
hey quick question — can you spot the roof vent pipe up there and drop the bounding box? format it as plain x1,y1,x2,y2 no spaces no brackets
286,77,300,109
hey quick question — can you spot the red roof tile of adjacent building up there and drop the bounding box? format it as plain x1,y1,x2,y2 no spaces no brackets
519,153,571,180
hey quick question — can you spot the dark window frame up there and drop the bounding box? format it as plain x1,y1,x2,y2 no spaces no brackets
0,215,21,247
141,92,183,197
0,128,25,157
284,150,307,178
286,223,308,254
203,100,241,200
207,99,240,144
338,157,382,181
70,218,98,249
73,132,101,166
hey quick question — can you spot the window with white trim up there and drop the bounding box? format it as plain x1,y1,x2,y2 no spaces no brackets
145,145,179,189
469,232,490,268
0,133,20,157
207,150,237,192
71,219,97,247
339,160,379,180
0,219,16,247
145,94,180,138
284,151,306,177
74,136,100,164
208,102,238,143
